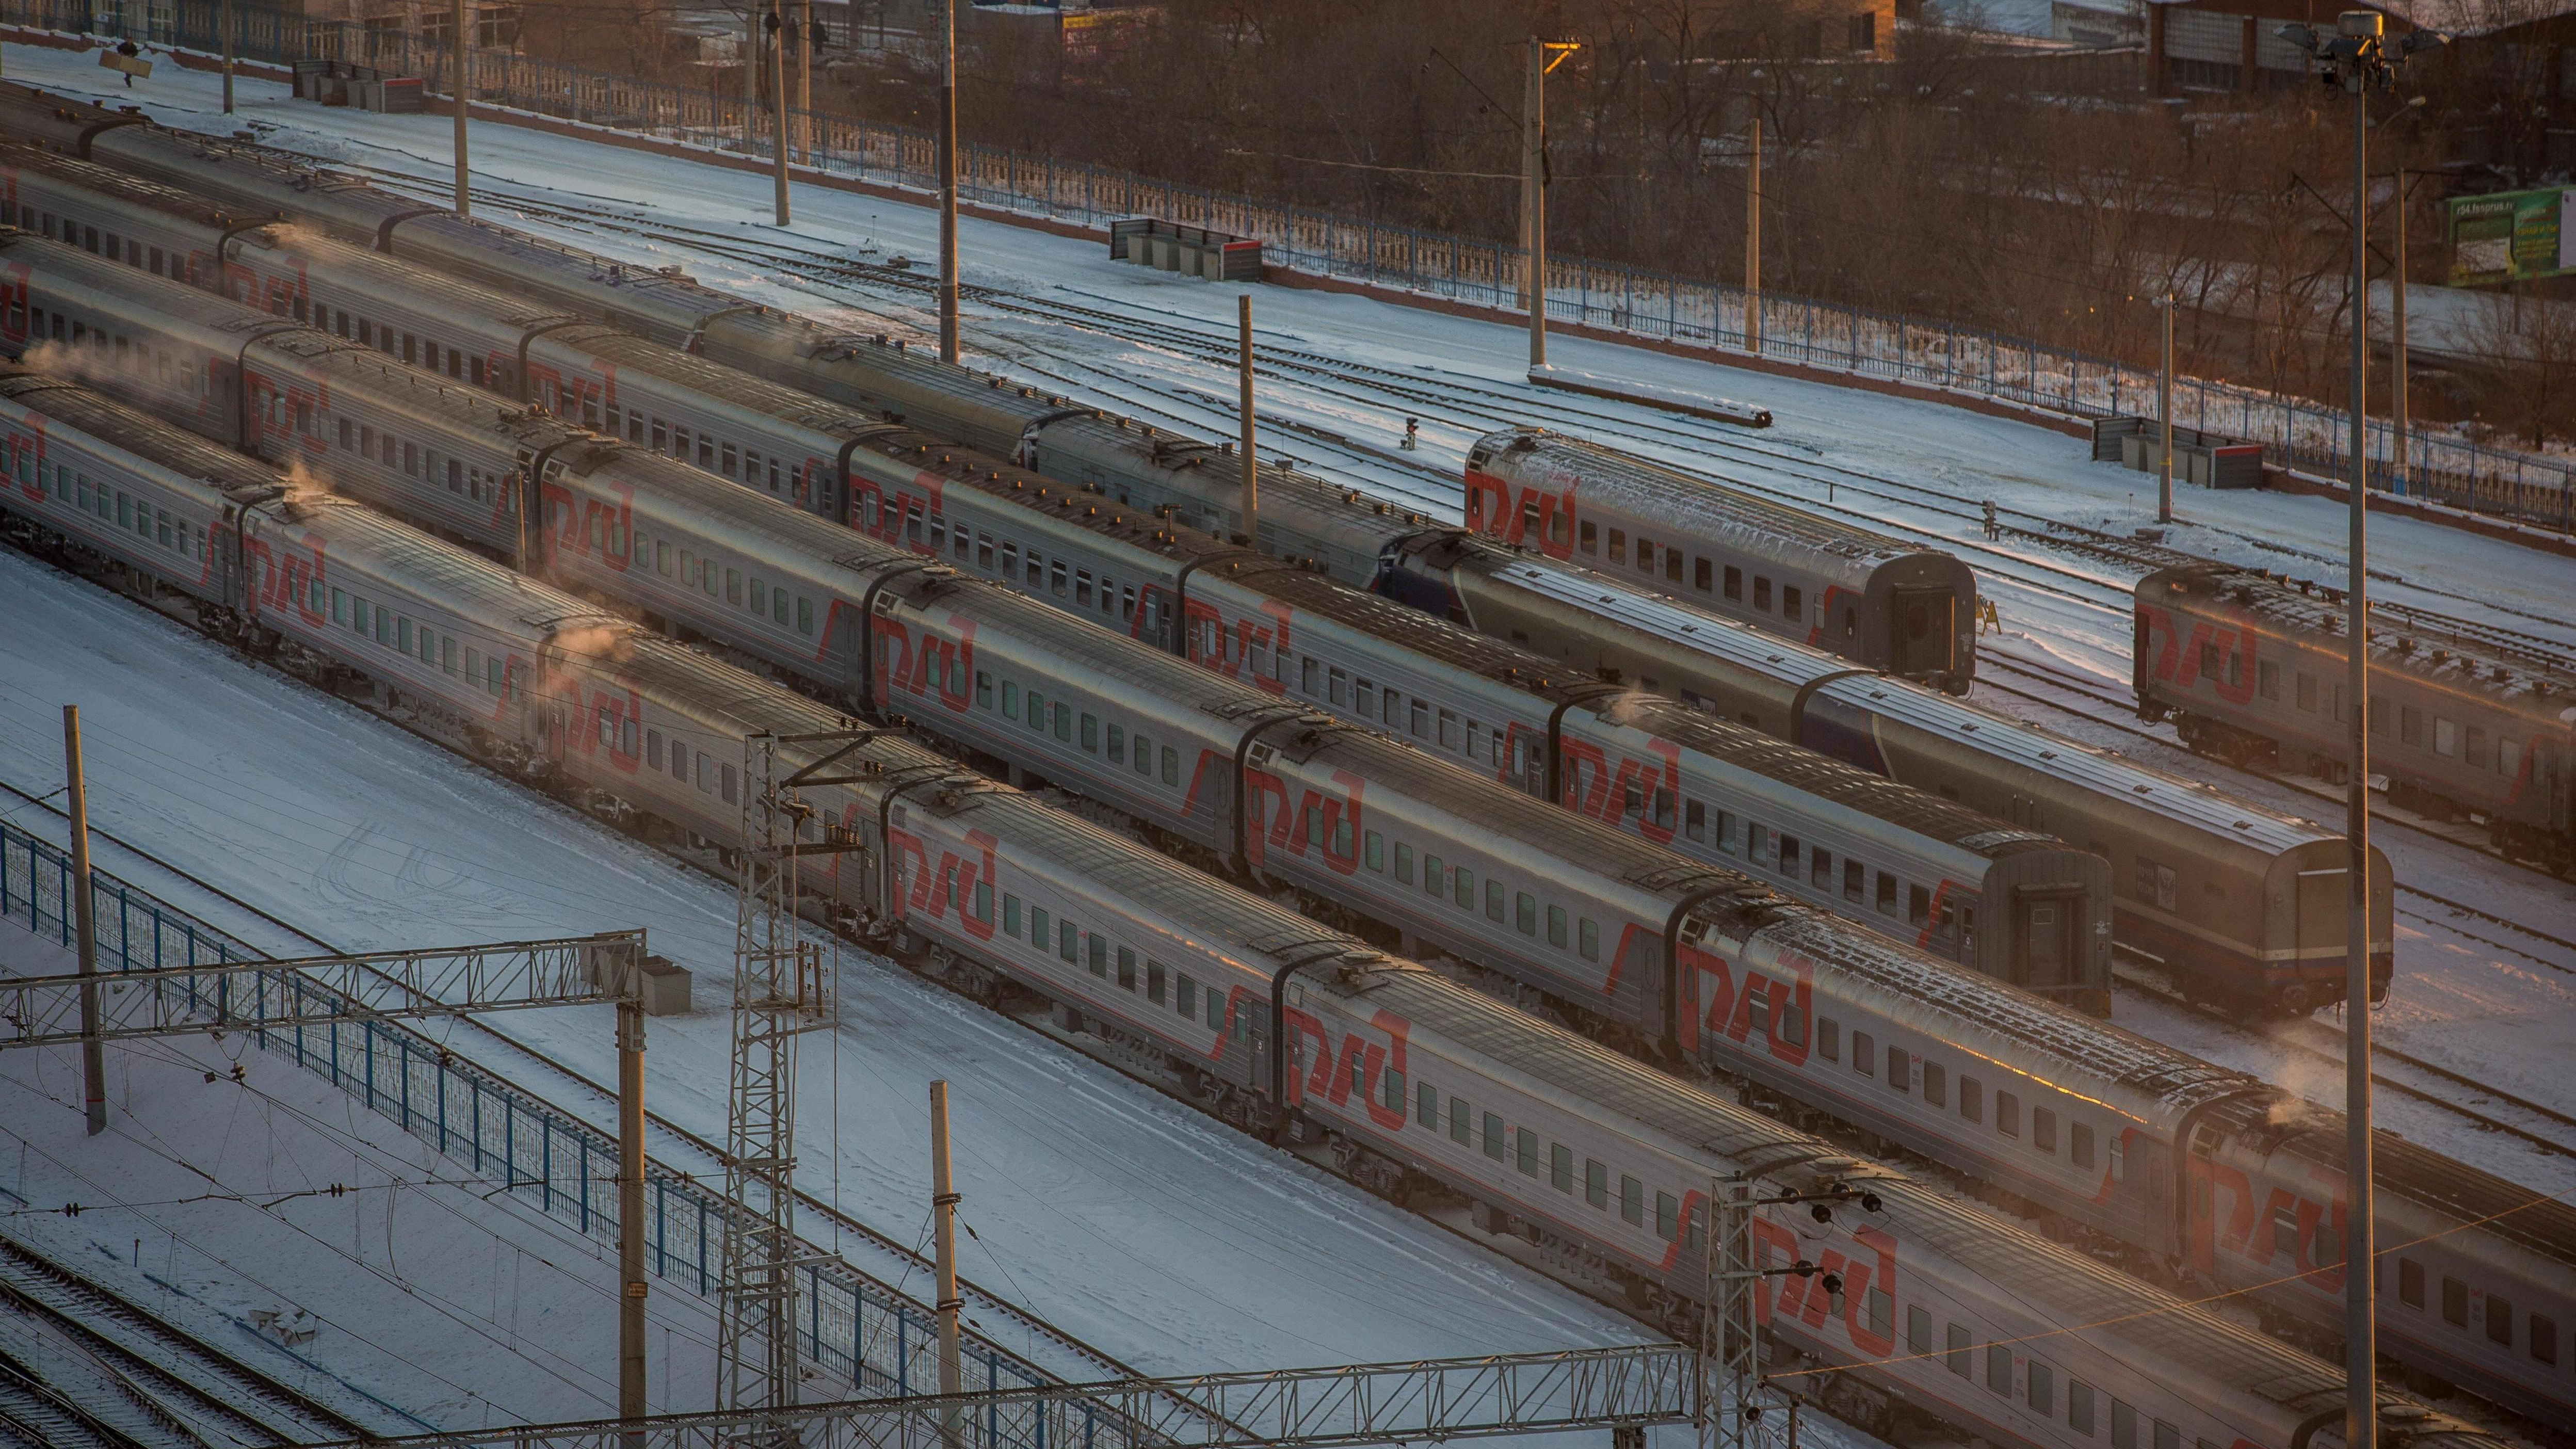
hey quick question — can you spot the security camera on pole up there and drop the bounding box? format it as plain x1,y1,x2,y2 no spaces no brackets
2269,16,2445,1449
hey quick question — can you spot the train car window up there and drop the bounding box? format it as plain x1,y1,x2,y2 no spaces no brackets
2258,661,2279,700
2197,640,2220,679
1450,1099,1472,1145
1075,569,1093,607
1417,1082,1438,1128
1161,747,1179,786
1584,1158,1608,1208
2110,1399,2136,1449
1618,1174,1643,1225
972,883,992,924
1959,1076,1984,1122
1436,709,1458,750
1778,835,1800,877
2435,716,2460,756
1115,948,1136,991
1452,865,1473,909
1945,1324,1971,1378
2034,1107,2057,1154
724,569,742,605
1684,800,1706,843
793,593,813,636
1173,972,1197,1019
1081,714,1099,752
1513,891,1536,934
2532,1314,2558,1365
1906,1306,1932,1357
1841,859,1864,904
1886,1045,1908,1092
1580,919,1599,961
1549,1143,1573,1192
1664,548,1682,584
1394,844,1415,883
445,638,460,676
1579,521,1597,555
1606,529,1625,564
1986,1342,2010,1394
2296,672,2317,712
2068,1380,2095,1435
1997,1091,2021,1137
1810,846,1832,889
1065,924,1087,970
1000,682,1020,720
2487,1295,2514,1345
1851,1032,1874,1076
1547,905,1567,947
1651,1189,1678,1238
2152,1422,2180,1449
2466,727,2490,768
2401,706,2422,745
1816,1018,1839,1062
1753,576,1773,611
1480,1113,1505,1160
721,764,738,804
1634,540,1655,574
1919,1060,1946,1107
1105,722,1124,763
1938,900,1959,938
1382,1065,1405,1114
1031,907,1050,948
2071,1122,2094,1169
1484,878,1505,922
1874,872,1897,914
1783,586,1802,622
748,578,766,616
2500,737,2521,777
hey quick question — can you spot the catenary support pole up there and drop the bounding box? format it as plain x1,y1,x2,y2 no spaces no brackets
743,7,758,155
449,0,467,215
1525,35,1547,368
938,0,959,364
2341,16,2378,1449
2391,169,2410,497
619,997,648,1442
930,1080,964,1449
221,0,235,114
770,7,790,224
2160,294,2175,524
63,706,105,1137
795,0,812,163
1239,294,1258,545
1744,116,1762,353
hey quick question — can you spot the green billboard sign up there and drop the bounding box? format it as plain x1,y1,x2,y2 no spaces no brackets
2447,186,2576,286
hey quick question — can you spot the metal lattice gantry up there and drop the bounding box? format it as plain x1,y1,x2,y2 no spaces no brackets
295,1342,1697,1449
721,729,875,1418
0,933,647,1049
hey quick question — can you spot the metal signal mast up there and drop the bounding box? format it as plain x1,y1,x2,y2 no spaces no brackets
720,728,875,1414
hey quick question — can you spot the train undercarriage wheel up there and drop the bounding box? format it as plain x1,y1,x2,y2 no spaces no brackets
2274,983,2316,1017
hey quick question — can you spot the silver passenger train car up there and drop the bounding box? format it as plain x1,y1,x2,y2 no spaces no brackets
1462,427,1978,688
10,247,2570,1423
2137,563,2576,874
0,360,2515,1449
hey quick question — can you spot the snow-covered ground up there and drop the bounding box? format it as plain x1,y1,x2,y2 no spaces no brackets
4,23,2568,1258
0,544,1753,1441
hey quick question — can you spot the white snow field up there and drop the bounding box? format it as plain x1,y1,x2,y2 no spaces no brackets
0,545,1798,1444
2,20,2569,1254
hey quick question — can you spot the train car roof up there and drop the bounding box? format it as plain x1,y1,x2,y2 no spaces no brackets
1471,427,1936,568
1477,553,2343,854
0,138,263,231
2144,564,2576,719
0,368,276,490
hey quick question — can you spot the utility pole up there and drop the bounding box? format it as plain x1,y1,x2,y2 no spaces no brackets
1744,115,1762,353
743,6,759,156
937,0,959,364
2274,20,2442,1449
450,0,468,216
618,995,648,1443
1238,294,1258,546
1524,35,1547,369
2391,170,2410,498
930,1080,964,1449
220,0,235,115
769,5,790,225
2159,293,2175,524
795,0,813,164
63,706,106,1138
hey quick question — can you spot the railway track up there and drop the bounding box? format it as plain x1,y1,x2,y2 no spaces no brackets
0,774,1253,1428
341,161,2576,685
0,1348,157,1449
0,1231,372,1446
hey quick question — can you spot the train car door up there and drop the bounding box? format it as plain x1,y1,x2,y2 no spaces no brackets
1889,587,1955,677
2011,885,2086,1000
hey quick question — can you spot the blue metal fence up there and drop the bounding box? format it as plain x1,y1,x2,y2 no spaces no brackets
6,0,2564,533
0,815,1059,1417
